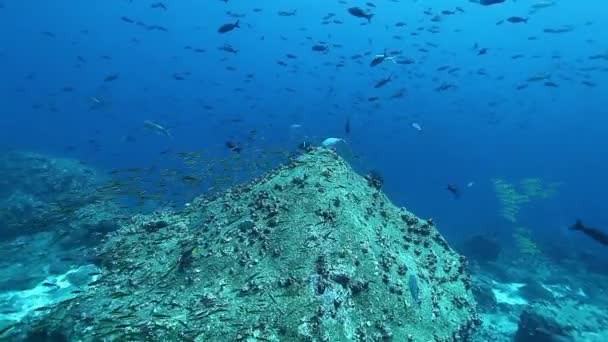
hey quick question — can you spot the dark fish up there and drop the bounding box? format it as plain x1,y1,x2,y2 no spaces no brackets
219,44,238,53
345,117,351,134
446,184,460,199
218,20,239,33
436,83,456,91
478,48,488,55
544,81,559,87
312,44,328,52
226,141,242,153
41,31,55,38
570,220,608,246
507,16,528,23
479,0,505,5
277,10,296,16
150,2,167,10
104,74,119,82
348,7,374,22
543,26,574,34
121,16,134,23
42,282,60,288
370,54,386,67
374,74,393,88
581,80,596,87
147,25,168,32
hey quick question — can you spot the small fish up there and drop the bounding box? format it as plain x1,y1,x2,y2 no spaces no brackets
374,74,393,88
277,10,296,16
219,44,238,54
321,137,346,147
411,122,422,132
121,16,134,24
312,44,328,52
144,120,172,137
150,2,167,10
507,16,528,23
348,7,374,22
446,184,461,199
42,282,60,288
345,117,351,134
570,220,608,246
226,141,242,153
370,53,396,67
218,21,239,33
479,0,506,5
104,74,119,82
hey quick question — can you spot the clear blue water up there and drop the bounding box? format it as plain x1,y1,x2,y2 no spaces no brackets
1,0,607,340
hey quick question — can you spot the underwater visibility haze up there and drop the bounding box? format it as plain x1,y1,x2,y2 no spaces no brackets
1,0,608,341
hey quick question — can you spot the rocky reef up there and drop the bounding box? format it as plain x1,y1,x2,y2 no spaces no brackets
23,147,479,341
0,151,120,240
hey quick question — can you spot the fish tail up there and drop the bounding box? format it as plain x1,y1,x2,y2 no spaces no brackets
367,14,374,23
235,20,240,28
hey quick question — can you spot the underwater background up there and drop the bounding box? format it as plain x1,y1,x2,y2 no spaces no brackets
1,0,607,341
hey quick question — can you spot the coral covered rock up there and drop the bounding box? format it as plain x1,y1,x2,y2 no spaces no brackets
27,148,479,341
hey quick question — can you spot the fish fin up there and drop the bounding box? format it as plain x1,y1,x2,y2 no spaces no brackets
235,20,240,28
570,219,584,231
367,14,374,23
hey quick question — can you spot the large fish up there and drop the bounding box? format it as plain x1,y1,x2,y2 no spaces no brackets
570,220,608,246
218,20,239,34
348,7,374,22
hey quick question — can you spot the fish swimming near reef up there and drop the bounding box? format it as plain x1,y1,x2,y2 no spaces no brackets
144,120,172,137
570,220,608,246
322,137,346,147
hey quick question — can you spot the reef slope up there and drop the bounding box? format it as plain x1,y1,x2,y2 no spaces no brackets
31,148,478,341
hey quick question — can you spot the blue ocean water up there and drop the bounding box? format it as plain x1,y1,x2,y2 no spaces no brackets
1,0,607,340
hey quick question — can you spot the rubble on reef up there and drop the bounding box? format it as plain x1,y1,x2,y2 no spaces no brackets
22,147,479,341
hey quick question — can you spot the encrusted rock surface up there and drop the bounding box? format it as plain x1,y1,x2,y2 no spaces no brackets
27,147,479,341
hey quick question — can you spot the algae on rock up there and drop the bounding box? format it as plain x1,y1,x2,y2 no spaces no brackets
29,148,479,341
